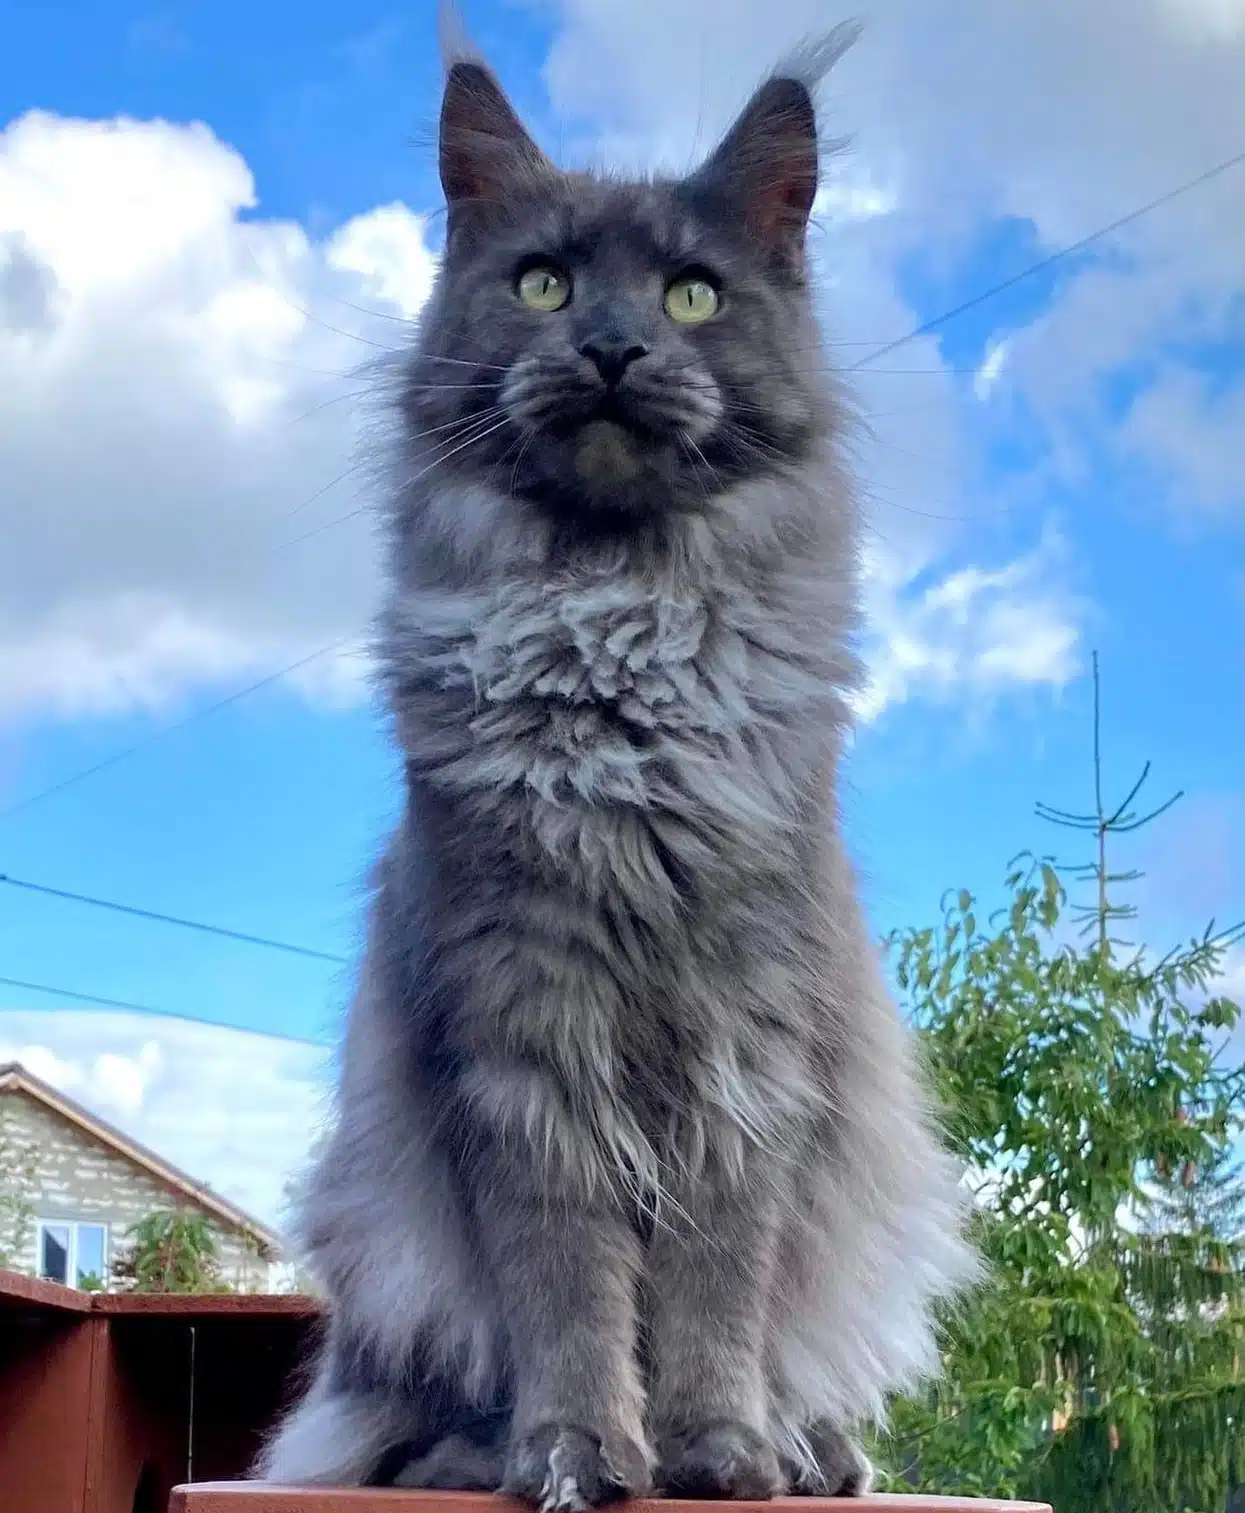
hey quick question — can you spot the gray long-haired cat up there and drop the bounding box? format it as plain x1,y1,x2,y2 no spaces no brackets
256,24,974,1506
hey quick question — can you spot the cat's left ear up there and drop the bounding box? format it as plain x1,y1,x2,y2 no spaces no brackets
689,28,858,273
439,60,554,231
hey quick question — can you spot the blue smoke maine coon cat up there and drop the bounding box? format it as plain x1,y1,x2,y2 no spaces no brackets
256,25,974,1506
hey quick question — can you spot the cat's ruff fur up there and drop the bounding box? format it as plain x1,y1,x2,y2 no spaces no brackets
256,26,974,1507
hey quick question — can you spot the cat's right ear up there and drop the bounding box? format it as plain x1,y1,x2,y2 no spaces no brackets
687,24,860,276
439,60,553,235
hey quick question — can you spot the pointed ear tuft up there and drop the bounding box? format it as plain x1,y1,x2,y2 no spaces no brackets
689,24,859,272
438,59,553,223
436,0,476,72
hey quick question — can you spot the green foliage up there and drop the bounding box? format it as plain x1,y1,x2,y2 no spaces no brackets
1145,1139,1245,1244
110,1209,233,1294
873,863,1243,1513
870,657,1244,1513
0,1122,38,1270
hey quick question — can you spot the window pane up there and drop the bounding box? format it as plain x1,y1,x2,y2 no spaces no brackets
75,1224,106,1288
40,1225,70,1284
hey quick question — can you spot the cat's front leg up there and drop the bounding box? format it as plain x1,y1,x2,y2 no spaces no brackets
465,1116,654,1509
645,1170,786,1499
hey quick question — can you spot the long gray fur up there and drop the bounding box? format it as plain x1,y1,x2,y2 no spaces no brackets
255,24,974,1506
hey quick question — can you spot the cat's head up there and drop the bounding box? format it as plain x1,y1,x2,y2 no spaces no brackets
403,33,855,537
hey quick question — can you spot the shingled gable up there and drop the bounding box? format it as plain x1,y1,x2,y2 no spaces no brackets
0,1059,280,1259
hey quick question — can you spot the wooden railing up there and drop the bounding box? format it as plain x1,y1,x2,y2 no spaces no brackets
1,1269,1051,1513
0,1268,318,1513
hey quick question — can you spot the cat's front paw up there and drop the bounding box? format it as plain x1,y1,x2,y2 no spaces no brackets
657,1421,784,1500
504,1423,651,1511
785,1420,873,1497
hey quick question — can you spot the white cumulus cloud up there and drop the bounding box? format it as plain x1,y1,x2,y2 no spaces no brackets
4,1,1243,729
34,7,1242,727
0,109,439,722
857,531,1082,722
973,340,1010,401
543,0,1245,525
0,1007,331,1230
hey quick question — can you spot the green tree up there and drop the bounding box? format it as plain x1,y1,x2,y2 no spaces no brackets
111,1209,233,1294
872,656,1244,1513
1147,1138,1245,1245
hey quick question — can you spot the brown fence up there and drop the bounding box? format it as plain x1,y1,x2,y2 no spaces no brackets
1,1269,1052,1513
0,1268,318,1513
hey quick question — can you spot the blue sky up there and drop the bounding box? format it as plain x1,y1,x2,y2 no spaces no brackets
1,0,1242,1222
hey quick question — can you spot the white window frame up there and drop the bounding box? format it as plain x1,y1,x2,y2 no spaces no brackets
35,1218,110,1290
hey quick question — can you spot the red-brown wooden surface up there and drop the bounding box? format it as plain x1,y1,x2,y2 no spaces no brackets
169,1492,1053,1513
0,1269,320,1513
2,1273,1053,1513
90,1293,318,1318
0,1303,101,1513
0,1269,94,1314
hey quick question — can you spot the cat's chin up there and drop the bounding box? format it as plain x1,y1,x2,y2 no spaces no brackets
514,424,710,531
573,419,644,489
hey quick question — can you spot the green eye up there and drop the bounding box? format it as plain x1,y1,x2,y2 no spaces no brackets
517,265,570,311
664,276,719,324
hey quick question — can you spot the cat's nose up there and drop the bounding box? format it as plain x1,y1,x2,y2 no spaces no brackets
579,340,649,387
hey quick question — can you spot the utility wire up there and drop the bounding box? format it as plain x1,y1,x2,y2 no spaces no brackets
276,144,1245,548
0,871,348,965
3,140,1241,1041
5,146,1243,823
0,637,355,822
0,974,326,1047
849,145,1245,370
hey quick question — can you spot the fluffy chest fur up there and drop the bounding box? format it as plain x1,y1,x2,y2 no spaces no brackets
388,558,840,894
382,560,843,1188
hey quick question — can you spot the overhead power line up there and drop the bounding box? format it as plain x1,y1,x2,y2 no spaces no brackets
268,143,1245,548
0,973,326,1048
849,145,1245,370
4,145,1243,825
0,871,349,965
0,637,354,823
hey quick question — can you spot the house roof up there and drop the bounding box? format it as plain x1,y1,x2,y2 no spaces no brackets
0,1060,281,1258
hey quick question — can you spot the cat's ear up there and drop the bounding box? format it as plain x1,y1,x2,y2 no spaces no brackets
439,59,554,223
689,27,858,272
